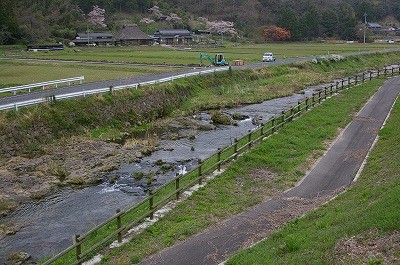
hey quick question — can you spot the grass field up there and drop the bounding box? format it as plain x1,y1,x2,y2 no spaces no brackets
1,43,399,66
0,60,179,88
98,78,386,264
0,42,398,88
227,83,400,265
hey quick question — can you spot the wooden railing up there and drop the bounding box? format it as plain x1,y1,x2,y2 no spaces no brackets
42,65,399,265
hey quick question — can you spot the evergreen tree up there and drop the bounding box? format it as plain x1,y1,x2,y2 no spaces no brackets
0,0,19,44
338,3,357,40
321,9,338,38
277,8,302,41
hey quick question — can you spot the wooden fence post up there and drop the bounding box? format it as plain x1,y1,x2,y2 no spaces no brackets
391,67,394,76
318,91,321,104
348,76,351,86
175,174,180,200
341,79,344,88
312,93,315,107
355,75,358,84
305,98,309,111
324,87,327,99
248,130,252,148
331,84,334,95
377,69,380,77
384,67,387,76
291,108,295,120
116,209,122,243
281,110,285,125
260,123,264,135
369,71,372,81
75,234,81,264
271,117,276,133
362,72,365,82
198,159,202,185
217,148,221,171
149,189,154,219
234,139,238,159
297,101,301,113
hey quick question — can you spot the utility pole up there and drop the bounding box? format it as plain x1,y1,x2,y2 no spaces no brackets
363,13,367,44
87,24,90,46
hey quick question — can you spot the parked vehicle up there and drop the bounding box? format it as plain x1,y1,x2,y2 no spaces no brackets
262,52,276,62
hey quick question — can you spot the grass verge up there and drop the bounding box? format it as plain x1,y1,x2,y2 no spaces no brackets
96,79,386,264
226,81,400,265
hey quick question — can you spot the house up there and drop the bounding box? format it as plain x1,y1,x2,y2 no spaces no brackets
152,29,193,45
366,22,382,29
72,33,113,46
27,44,64,51
114,24,152,46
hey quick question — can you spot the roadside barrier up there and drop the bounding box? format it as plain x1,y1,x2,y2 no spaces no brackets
0,76,84,95
0,68,228,111
42,64,399,265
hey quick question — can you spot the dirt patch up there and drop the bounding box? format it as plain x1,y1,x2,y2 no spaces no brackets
334,229,400,264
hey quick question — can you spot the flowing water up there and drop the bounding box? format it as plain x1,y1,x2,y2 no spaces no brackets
0,85,323,263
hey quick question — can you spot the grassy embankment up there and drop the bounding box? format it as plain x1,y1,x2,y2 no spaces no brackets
227,84,400,265
1,52,400,158
98,77,388,264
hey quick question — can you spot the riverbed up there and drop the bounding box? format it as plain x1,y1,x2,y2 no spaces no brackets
0,84,323,263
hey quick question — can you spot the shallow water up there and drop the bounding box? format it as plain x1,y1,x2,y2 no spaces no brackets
0,84,324,262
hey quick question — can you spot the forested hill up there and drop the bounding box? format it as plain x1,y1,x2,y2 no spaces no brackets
1,0,400,44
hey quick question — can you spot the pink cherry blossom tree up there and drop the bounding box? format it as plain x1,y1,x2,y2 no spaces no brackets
88,5,106,29
206,20,238,36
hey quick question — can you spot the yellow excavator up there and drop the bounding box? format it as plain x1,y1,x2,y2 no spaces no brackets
199,53,229,66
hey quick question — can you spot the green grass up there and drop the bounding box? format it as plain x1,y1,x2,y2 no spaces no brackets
96,78,386,265
1,43,398,66
227,83,400,265
175,51,400,114
0,60,178,88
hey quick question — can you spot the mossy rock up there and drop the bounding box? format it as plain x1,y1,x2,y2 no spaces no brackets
210,112,232,125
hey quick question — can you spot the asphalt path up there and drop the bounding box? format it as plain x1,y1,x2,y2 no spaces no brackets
138,77,400,265
2,48,400,108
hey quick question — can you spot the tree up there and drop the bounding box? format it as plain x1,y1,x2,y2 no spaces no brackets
276,8,301,41
321,9,338,38
338,3,357,40
88,5,106,29
263,25,291,41
206,20,238,36
300,5,321,40
0,0,19,44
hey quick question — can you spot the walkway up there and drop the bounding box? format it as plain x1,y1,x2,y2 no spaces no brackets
139,77,400,265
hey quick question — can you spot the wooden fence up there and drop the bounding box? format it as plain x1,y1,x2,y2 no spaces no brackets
43,65,400,265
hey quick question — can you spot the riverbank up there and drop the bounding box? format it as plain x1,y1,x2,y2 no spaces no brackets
227,79,400,264
99,77,388,264
0,52,399,223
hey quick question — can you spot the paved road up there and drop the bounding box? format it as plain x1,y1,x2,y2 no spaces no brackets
2,48,399,109
0,57,303,107
138,77,400,265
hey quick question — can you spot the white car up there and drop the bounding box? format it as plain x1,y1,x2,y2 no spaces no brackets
262,52,276,62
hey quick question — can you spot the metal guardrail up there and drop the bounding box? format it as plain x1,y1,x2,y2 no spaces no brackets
0,68,229,111
42,65,399,265
0,76,84,95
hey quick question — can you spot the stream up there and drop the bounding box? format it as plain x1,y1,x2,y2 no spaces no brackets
0,84,325,263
